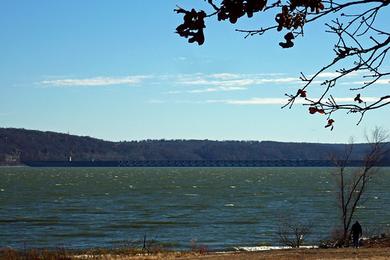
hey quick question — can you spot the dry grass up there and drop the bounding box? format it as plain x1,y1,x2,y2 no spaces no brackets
2,238,390,260
2,247,390,260
185,248,390,260
0,247,71,260
57,247,390,260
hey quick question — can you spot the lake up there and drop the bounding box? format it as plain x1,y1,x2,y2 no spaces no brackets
0,167,389,251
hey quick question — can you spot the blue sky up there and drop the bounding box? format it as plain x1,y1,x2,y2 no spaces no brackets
0,0,389,143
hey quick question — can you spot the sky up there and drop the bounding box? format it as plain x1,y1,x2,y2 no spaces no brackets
0,0,389,143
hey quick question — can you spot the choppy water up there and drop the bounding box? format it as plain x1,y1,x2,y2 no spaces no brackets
0,167,389,251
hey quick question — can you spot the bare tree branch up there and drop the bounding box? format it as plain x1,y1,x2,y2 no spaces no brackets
175,0,390,128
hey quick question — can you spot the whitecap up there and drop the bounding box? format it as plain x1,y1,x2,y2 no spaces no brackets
230,186,236,189
0,189,4,192
184,193,199,196
192,185,197,188
224,203,235,207
374,196,379,199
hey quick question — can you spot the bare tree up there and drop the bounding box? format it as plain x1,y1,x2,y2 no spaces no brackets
277,217,312,248
175,1,389,127
333,127,388,245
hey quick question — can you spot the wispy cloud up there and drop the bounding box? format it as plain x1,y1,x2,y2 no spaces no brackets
39,72,377,94
313,71,363,78
205,96,381,105
315,72,342,78
38,72,302,91
168,73,300,93
40,75,150,87
207,98,292,105
148,99,165,104
188,86,247,93
209,73,241,80
342,79,390,85
40,70,378,89
176,73,299,87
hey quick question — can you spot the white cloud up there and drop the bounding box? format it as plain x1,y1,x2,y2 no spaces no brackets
316,72,342,78
207,98,292,105
314,70,363,78
209,73,242,80
148,99,165,104
158,72,302,94
188,86,247,93
42,72,379,94
40,71,383,91
39,72,301,91
206,96,382,105
40,75,149,87
182,79,255,87
173,73,300,93
342,79,390,85
165,90,183,94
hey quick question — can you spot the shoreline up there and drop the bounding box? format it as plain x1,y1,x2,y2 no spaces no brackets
2,237,390,259
3,246,390,260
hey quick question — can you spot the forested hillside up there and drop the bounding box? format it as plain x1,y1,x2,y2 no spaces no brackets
0,128,389,165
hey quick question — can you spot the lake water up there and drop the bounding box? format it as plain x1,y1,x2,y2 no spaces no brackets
0,167,389,251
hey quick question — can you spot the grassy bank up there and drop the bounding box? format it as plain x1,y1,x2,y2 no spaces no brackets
2,237,390,260
2,247,390,260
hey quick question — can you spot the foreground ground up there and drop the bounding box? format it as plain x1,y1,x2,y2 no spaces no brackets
129,248,390,260
2,238,390,260
4,247,390,260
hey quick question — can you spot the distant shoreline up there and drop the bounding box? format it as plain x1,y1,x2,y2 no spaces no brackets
2,128,390,167
18,159,390,168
